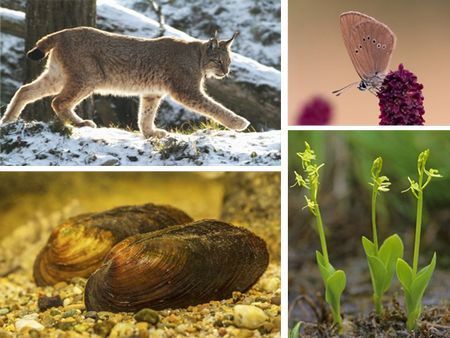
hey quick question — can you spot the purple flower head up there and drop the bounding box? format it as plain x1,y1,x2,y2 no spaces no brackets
297,96,332,125
378,64,425,125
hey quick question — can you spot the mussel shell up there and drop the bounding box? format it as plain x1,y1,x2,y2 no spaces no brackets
34,204,193,286
84,220,269,312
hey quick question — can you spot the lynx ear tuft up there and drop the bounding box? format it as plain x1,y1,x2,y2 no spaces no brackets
208,36,219,51
225,31,239,47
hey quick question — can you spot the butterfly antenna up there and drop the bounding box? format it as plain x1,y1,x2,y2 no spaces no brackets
332,81,359,96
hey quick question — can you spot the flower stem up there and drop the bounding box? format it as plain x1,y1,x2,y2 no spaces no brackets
412,172,424,276
371,185,379,251
315,204,329,265
374,295,382,315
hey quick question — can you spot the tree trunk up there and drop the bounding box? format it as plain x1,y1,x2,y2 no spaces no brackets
23,0,96,122
221,172,280,261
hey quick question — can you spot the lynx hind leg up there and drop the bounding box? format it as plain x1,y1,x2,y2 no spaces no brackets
171,90,250,131
51,83,96,128
138,94,167,138
0,71,63,125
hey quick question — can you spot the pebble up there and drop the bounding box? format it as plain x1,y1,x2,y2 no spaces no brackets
0,308,10,315
62,309,80,318
84,311,98,320
270,295,281,305
233,305,268,330
63,297,72,307
134,308,159,325
56,322,73,331
53,281,68,290
15,318,45,331
260,277,280,292
65,303,85,310
93,320,115,336
136,321,149,331
109,322,136,337
72,286,83,295
37,295,63,311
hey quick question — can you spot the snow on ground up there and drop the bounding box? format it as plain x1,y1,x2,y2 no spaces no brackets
0,121,281,166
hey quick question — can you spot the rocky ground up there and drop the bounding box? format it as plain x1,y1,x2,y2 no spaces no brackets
0,206,281,337
0,121,281,166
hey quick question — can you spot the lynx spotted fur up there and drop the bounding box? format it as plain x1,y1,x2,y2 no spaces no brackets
0,27,250,138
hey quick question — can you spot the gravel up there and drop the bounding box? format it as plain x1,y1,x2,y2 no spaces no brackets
0,208,280,337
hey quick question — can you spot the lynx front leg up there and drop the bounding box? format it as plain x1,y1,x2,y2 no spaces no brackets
172,90,250,131
51,84,96,128
138,94,167,138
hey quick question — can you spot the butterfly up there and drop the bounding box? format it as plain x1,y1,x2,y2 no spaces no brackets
333,11,396,96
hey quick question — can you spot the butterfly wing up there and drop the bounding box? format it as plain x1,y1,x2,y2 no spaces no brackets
340,11,396,81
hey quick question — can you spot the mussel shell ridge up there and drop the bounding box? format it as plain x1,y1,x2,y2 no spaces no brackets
34,223,116,286
84,220,269,312
33,204,193,286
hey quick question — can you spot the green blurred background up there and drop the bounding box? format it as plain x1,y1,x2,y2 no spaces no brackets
289,130,450,265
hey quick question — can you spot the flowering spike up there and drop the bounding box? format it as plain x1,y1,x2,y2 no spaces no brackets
377,64,425,125
297,97,333,125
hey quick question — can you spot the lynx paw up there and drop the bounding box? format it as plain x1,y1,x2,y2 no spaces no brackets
144,128,168,139
227,115,250,131
77,120,97,128
0,116,16,126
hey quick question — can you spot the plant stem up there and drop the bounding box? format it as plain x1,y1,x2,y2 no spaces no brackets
412,172,424,276
371,185,379,251
374,295,382,315
315,204,329,265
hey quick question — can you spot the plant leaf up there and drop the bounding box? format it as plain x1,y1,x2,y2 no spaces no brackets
325,270,346,326
361,236,376,256
366,255,387,298
289,321,302,338
316,250,335,283
396,258,413,292
411,253,437,307
378,234,404,292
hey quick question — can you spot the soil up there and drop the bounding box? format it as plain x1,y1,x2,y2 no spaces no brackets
289,257,450,337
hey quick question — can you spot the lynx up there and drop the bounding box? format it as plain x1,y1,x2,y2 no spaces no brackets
0,27,250,138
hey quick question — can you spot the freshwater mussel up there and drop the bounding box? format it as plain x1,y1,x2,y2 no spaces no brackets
33,203,193,286
84,219,269,312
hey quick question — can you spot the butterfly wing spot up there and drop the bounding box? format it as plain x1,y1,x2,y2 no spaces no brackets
377,43,381,48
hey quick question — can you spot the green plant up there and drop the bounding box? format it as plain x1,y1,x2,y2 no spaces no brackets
362,157,404,314
396,149,441,330
293,142,346,333
288,321,302,338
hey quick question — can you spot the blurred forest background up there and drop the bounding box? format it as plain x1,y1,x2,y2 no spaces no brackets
288,0,450,125
288,131,450,322
1,0,281,131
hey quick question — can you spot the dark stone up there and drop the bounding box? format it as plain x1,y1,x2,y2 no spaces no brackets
270,296,281,305
93,320,114,336
37,295,63,311
133,308,159,325
84,311,98,320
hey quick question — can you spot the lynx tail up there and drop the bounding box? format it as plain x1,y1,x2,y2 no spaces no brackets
27,47,45,61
